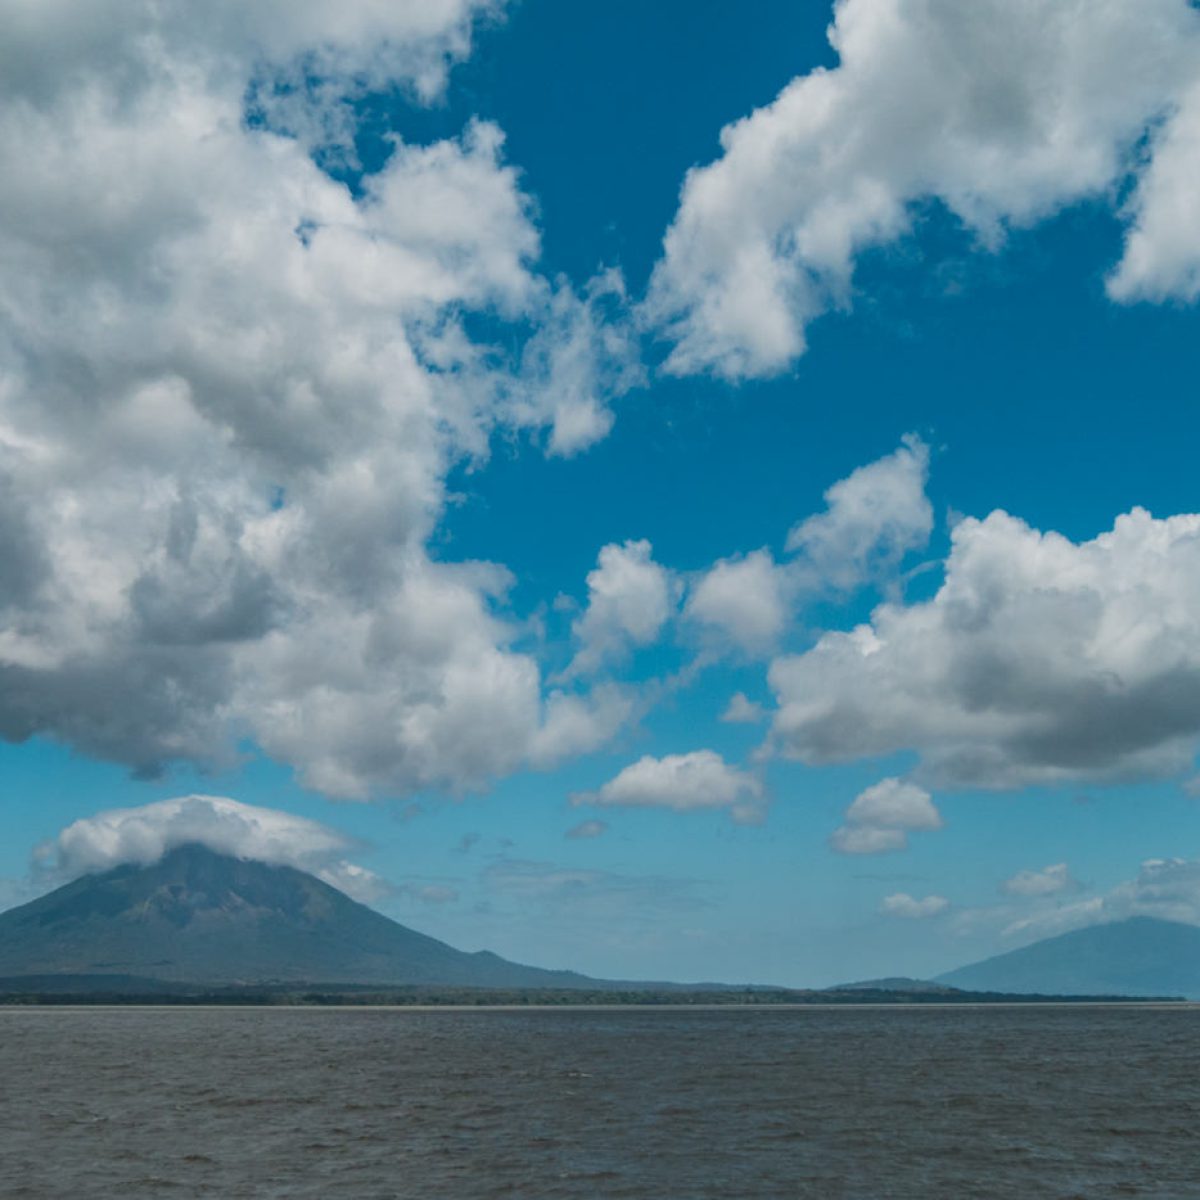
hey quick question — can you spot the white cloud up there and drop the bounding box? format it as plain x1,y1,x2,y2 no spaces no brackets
513,270,645,456
400,883,460,905
566,540,677,677
577,750,764,822
769,506,1200,789
721,692,767,724
786,435,932,592
551,435,933,698
565,819,608,840
1001,862,1077,898
1108,80,1200,304
1098,857,1200,924
999,857,1200,943
645,0,1200,379
880,892,949,920
680,434,931,662
527,686,639,769
830,777,942,855
831,825,908,855
844,778,942,831
36,795,387,902
0,1,497,121
0,0,638,798
685,549,790,655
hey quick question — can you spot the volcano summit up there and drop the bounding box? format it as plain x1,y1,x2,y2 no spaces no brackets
0,844,598,990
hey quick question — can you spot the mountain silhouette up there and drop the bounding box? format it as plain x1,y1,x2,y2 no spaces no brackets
0,844,603,989
936,916,1200,998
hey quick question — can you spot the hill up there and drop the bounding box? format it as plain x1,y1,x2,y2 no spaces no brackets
937,917,1200,998
0,844,603,989
832,976,961,995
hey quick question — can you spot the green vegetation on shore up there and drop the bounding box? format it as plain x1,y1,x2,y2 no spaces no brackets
0,984,1181,1007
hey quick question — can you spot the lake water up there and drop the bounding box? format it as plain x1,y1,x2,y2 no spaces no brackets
1,1005,1197,1198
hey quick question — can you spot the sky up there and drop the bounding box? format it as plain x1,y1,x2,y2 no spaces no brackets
2,0,1200,987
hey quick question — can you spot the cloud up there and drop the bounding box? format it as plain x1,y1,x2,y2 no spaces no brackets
997,857,1200,944
786,435,932,593
399,883,461,905
880,892,949,920
527,685,639,768
830,777,943,855
512,270,645,456
1001,863,1078,898
832,826,908,855
1107,79,1200,304
843,778,942,831
36,795,387,902
685,550,790,655
1,1,498,124
678,434,931,665
768,506,1200,789
576,750,764,823
481,858,705,915
565,819,609,840
543,435,933,707
0,0,638,798
721,693,767,724
645,0,1200,379
1092,857,1200,925
565,540,677,677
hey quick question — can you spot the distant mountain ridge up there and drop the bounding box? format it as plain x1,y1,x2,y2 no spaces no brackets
0,844,604,989
833,976,961,995
936,917,1200,998
4,847,1194,998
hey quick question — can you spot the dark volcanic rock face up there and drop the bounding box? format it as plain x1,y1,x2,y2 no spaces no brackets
0,844,593,988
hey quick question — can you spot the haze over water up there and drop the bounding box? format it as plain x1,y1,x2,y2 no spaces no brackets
3,1006,1196,1198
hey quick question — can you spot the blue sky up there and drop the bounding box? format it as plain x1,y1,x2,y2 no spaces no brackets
3,0,1200,986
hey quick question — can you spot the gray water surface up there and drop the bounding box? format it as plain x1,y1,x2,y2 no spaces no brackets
1,1005,1197,1198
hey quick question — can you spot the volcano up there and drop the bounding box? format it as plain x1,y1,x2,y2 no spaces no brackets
0,843,601,990
936,916,1200,998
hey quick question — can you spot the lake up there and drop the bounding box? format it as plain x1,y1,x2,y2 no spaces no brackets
1,1005,1196,1197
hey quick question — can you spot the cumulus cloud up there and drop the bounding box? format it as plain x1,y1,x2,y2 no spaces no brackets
565,540,677,677
681,434,931,660
843,778,942,831
645,0,1200,379
786,435,932,592
1093,857,1200,925
880,892,949,920
721,693,767,724
1108,79,1200,304
551,435,931,692
685,550,790,655
0,0,639,798
1001,862,1078,898
1,1,497,122
527,685,640,769
576,750,765,823
513,270,646,456
769,506,1200,789
830,777,943,855
36,795,387,902
999,857,1200,943
565,819,609,840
